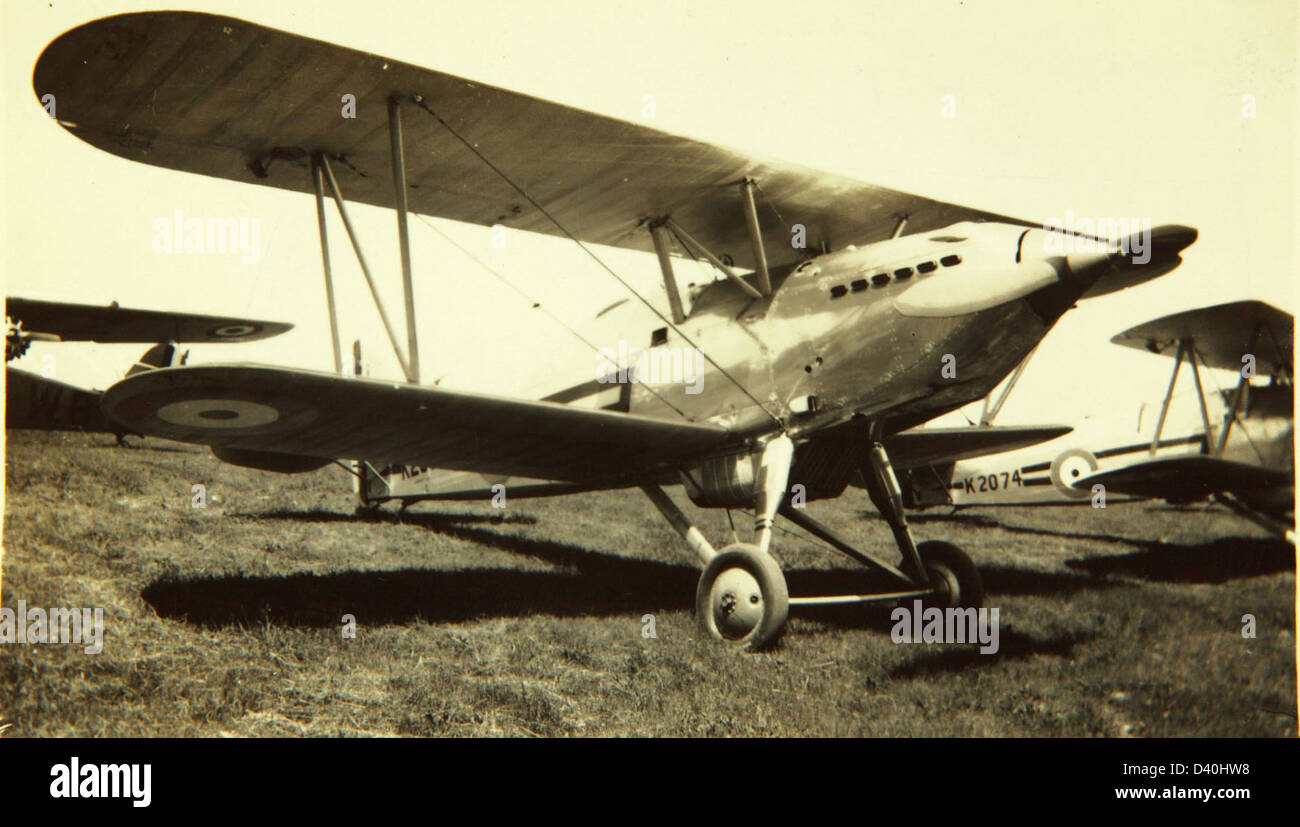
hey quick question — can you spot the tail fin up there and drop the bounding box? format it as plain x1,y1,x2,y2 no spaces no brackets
125,342,178,377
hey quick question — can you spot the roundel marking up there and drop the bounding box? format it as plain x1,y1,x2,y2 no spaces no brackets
209,324,259,338
1049,448,1099,499
156,398,281,430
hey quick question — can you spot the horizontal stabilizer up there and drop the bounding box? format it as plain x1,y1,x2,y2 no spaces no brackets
6,368,113,432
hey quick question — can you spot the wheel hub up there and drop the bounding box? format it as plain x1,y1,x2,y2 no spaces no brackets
710,567,764,639
926,563,961,607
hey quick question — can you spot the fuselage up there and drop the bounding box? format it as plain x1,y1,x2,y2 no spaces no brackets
373,219,1189,503
627,221,1121,436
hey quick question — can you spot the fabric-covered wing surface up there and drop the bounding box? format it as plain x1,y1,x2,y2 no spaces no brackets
33,11,1030,272
883,425,1073,469
100,364,738,483
6,298,293,343
1076,455,1291,500
1110,300,1293,374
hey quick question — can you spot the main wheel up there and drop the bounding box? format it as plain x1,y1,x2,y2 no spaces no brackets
696,543,789,651
916,540,984,609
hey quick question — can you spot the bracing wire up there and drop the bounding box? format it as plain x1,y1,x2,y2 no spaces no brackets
751,178,789,233
411,212,691,420
410,96,784,430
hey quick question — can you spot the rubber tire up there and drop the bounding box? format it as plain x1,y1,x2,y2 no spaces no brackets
916,540,984,610
696,544,789,652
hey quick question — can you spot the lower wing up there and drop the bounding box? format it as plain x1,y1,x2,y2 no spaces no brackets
1076,455,1291,501
100,364,739,484
884,425,1073,469
6,297,292,344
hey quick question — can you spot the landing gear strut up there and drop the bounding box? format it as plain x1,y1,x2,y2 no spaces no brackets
642,434,794,652
643,425,984,650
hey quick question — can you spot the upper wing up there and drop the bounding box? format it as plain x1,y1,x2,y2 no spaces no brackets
884,425,1073,469
1111,300,1293,375
6,298,293,344
100,364,738,483
1076,455,1291,501
33,11,1031,272
6,367,115,432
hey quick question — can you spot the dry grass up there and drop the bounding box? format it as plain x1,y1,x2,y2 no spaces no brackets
1,429,1294,737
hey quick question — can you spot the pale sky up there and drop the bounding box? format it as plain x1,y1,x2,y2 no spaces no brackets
2,0,1296,429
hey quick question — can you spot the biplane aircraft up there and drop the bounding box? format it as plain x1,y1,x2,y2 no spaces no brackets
899,300,1295,543
31,11,1199,649
5,297,292,433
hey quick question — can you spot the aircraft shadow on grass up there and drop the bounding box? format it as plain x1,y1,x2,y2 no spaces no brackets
1063,537,1294,584
93,441,195,454
144,509,1123,638
896,509,1294,584
885,628,1099,679
889,507,1193,546
240,508,541,527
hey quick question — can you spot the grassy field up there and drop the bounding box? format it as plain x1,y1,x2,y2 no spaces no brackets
1,428,1294,737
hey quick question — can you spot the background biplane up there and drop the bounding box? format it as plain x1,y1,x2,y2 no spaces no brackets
900,300,1294,542
5,297,292,434
1081,301,1293,539
30,10,1199,648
